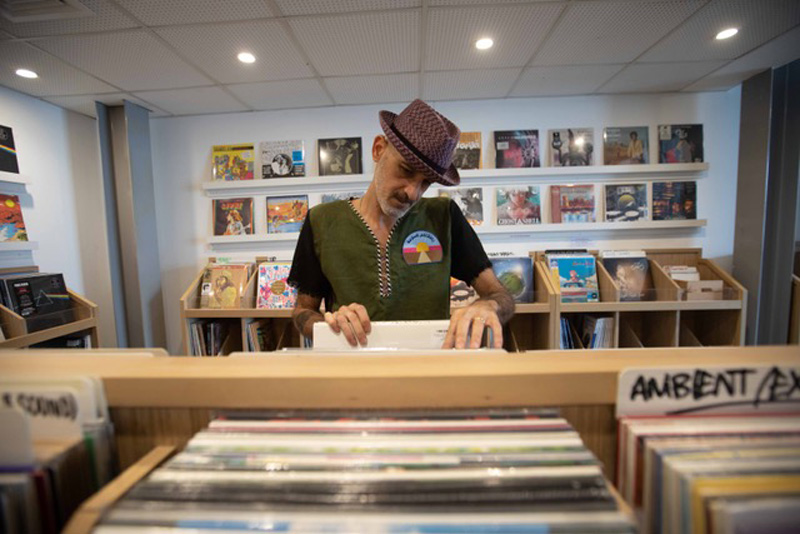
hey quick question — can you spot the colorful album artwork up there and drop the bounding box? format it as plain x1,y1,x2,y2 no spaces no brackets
495,187,541,225
213,198,254,236
603,127,649,165
0,194,27,242
658,124,703,163
652,181,697,220
494,130,540,168
267,195,308,233
212,144,255,181
257,262,297,309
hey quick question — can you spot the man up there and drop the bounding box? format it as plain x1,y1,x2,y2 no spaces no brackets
288,99,514,349
626,130,644,163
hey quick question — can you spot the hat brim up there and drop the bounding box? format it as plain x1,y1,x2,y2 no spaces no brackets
379,110,460,187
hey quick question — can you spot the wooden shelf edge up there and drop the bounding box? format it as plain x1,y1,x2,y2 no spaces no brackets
62,446,175,534
0,317,97,348
184,308,294,319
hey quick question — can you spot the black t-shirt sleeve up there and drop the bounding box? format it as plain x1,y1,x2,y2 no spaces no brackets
287,212,332,299
449,200,492,285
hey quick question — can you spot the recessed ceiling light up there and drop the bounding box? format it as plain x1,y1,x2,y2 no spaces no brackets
475,38,494,50
237,52,256,64
15,68,38,79
715,27,739,40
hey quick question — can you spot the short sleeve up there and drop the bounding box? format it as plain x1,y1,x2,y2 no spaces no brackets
287,212,332,299
449,200,492,284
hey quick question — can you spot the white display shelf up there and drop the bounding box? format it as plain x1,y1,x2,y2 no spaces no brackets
0,171,30,186
202,163,708,197
0,241,38,252
207,219,706,247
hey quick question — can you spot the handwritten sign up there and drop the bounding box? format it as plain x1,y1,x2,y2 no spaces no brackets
616,365,800,418
0,386,83,439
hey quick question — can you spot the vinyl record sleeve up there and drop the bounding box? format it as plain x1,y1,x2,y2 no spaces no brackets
318,138,362,176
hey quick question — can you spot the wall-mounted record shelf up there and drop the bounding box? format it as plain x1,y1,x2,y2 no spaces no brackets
0,241,38,252
202,163,708,197
0,171,30,186
207,219,707,248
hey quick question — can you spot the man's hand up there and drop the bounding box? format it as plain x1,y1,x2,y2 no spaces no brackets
443,299,503,349
324,303,372,347
442,267,515,350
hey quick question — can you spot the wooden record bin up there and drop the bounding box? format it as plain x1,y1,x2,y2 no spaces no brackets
533,248,747,350
179,257,300,356
0,266,100,349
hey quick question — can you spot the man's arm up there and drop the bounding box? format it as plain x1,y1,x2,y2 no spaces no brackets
443,267,515,350
292,293,324,339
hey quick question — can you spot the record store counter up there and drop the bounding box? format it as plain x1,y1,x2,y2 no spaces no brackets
2,346,798,473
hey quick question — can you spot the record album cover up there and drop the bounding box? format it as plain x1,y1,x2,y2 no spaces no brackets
658,124,703,163
212,144,255,181
494,130,540,168
200,264,249,309
452,132,482,170
0,124,19,174
260,140,305,178
257,262,297,309
0,273,71,331
267,195,308,233
603,127,648,165
492,257,534,303
548,255,599,303
318,138,362,176
0,194,28,242
213,198,253,236
548,128,594,167
495,187,541,225
602,256,650,302
652,181,697,220
438,187,484,225
550,185,595,223
605,184,648,221
449,277,478,308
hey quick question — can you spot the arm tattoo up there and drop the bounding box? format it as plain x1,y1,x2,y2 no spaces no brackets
293,309,323,338
479,290,515,325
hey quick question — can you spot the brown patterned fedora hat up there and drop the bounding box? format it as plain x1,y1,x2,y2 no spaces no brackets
379,99,461,186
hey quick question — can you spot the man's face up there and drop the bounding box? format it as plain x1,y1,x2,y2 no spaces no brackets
373,136,434,218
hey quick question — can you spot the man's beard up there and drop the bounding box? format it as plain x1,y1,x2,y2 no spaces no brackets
378,192,412,219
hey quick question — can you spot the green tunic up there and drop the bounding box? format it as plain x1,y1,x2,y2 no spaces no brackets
310,197,452,321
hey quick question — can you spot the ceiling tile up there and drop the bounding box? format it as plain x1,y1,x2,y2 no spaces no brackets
326,73,418,104
641,0,800,62
43,93,169,118
0,41,117,96
684,25,800,91
155,20,312,84
423,68,521,101
113,0,274,25
35,30,213,91
532,1,704,66
426,4,564,71
276,0,419,16
0,30,14,40
288,10,419,76
0,0,138,38
131,86,248,115
226,79,332,110
599,61,727,93
510,65,625,97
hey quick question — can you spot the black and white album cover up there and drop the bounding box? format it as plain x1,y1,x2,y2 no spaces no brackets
260,140,305,178
318,137,362,176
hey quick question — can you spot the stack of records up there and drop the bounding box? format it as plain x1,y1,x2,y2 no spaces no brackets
94,409,635,533
1,376,117,533
617,413,800,534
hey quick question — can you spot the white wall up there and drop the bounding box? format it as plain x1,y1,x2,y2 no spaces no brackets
150,89,742,355
0,86,117,347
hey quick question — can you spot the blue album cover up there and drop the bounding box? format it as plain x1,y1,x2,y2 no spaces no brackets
491,257,534,303
550,256,599,302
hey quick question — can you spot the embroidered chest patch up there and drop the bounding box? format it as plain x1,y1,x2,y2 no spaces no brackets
402,230,443,265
